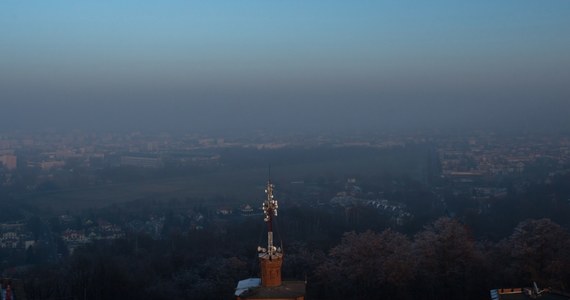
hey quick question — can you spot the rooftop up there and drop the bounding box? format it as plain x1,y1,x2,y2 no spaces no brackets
236,278,261,297
236,278,305,299
491,288,570,300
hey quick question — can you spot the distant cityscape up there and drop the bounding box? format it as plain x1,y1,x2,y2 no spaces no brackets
1,130,570,255
1,130,569,176
1,130,570,299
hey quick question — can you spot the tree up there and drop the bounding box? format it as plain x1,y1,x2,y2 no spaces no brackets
496,218,570,289
413,218,485,300
315,229,415,299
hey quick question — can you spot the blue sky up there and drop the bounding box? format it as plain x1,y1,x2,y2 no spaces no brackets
1,1,569,133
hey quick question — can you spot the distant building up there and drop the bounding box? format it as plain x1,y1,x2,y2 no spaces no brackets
0,223,32,250
0,232,19,249
235,180,306,300
62,229,88,243
217,207,233,216
240,204,257,216
40,160,65,170
0,278,27,300
121,156,162,168
0,154,17,170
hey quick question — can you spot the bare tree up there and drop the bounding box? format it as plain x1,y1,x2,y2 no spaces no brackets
316,229,414,299
413,218,485,300
497,218,570,289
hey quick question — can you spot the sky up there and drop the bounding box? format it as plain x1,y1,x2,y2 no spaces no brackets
1,1,569,134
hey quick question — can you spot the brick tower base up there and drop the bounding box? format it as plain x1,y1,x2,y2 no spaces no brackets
260,256,283,287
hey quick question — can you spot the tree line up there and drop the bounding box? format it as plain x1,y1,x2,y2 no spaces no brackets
19,216,570,300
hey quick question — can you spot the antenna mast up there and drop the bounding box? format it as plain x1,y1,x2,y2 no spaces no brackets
260,176,280,257
257,170,284,287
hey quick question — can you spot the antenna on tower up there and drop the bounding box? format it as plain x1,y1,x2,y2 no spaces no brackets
259,166,281,259
258,170,283,287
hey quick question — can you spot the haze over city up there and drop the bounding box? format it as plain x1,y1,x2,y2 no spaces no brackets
2,2,570,300
2,0,569,133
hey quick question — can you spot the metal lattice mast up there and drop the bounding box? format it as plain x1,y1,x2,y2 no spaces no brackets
258,177,280,258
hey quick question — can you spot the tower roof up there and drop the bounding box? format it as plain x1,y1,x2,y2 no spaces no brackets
236,280,306,299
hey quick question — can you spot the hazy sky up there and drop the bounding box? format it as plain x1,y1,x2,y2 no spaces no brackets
1,1,569,134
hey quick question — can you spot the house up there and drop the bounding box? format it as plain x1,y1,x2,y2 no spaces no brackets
490,284,570,300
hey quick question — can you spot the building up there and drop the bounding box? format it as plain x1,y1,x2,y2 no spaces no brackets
40,160,65,170
0,154,17,170
491,284,570,300
0,278,27,300
235,180,306,300
120,155,162,168
240,204,257,216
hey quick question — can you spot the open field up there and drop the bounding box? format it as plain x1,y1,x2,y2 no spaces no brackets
15,146,430,213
